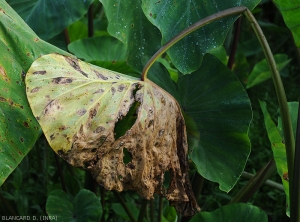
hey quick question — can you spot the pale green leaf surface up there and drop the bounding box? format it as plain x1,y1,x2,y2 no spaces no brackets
246,54,291,88
142,0,260,73
0,1,68,186
259,100,290,215
7,0,94,40
190,203,267,222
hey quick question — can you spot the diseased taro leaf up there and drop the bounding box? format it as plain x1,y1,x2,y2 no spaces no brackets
25,54,200,216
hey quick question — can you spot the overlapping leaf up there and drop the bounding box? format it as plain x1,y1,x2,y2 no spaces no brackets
149,54,252,191
26,53,200,216
0,1,68,186
99,0,163,72
6,0,94,40
141,0,260,73
68,36,136,74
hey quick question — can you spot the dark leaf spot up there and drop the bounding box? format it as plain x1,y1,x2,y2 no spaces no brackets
33,70,46,75
23,122,29,128
77,109,86,116
52,77,73,84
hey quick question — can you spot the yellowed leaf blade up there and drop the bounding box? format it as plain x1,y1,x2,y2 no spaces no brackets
26,54,199,216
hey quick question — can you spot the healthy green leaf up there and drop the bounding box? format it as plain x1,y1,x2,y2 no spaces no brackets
26,53,200,216
272,0,300,47
0,1,68,186
6,0,94,40
246,54,291,89
190,203,267,222
46,189,102,222
99,0,162,72
259,100,289,215
68,36,135,74
142,0,260,73
112,202,139,221
151,54,252,192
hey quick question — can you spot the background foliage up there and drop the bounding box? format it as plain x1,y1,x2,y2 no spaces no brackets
0,0,299,221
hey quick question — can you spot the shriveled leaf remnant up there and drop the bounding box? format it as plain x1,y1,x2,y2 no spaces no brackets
25,54,199,216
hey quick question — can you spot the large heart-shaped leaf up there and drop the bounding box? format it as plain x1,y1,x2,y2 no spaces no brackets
46,189,102,222
26,53,200,216
0,1,68,186
149,54,252,191
6,0,94,40
190,203,267,222
141,0,260,74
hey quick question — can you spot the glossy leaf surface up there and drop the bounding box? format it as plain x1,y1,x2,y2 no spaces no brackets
7,0,93,40
142,0,260,73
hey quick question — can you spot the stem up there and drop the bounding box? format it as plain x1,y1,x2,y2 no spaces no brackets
227,16,242,70
241,171,283,191
192,172,205,202
63,28,71,46
137,199,148,222
141,6,247,81
230,159,276,203
150,199,154,222
100,187,106,222
244,8,295,210
158,196,163,222
291,100,300,221
113,191,136,222
54,153,67,192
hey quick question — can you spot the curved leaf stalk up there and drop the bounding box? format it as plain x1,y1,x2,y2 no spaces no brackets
291,100,300,221
227,17,243,70
244,8,295,212
141,6,247,81
112,191,137,222
54,153,68,193
230,159,276,203
137,199,148,222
